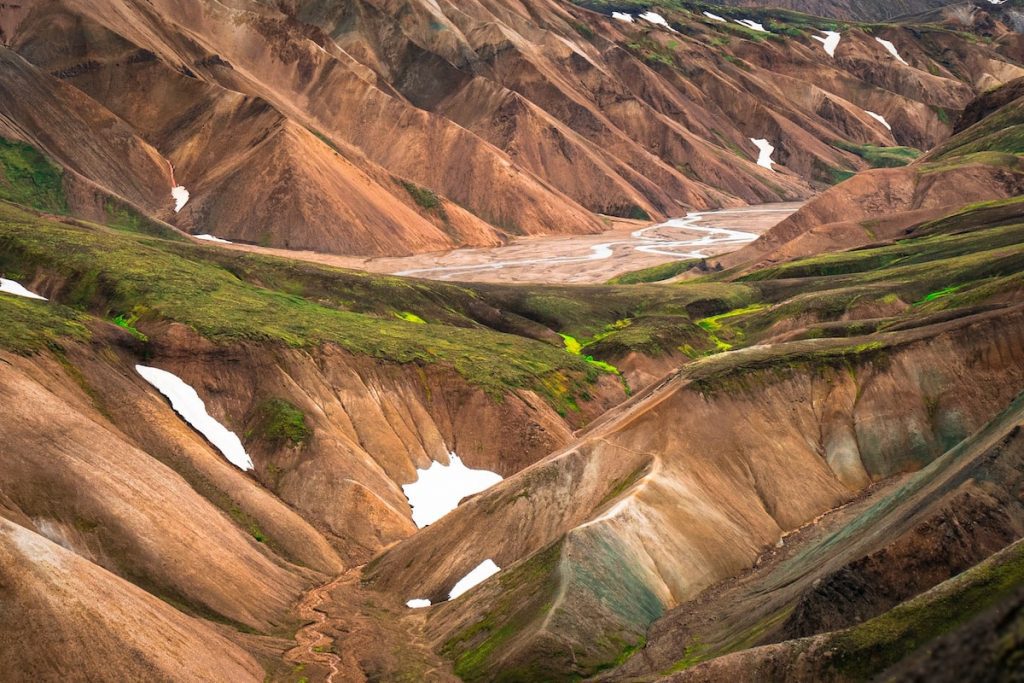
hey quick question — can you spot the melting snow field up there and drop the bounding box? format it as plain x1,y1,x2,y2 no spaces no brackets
612,11,633,22
813,31,841,57
449,560,501,600
865,110,892,130
750,138,776,170
135,365,254,471
875,37,908,65
703,11,726,22
402,453,503,528
639,11,671,28
406,598,431,609
171,185,190,213
195,234,233,244
0,278,47,301
735,18,767,32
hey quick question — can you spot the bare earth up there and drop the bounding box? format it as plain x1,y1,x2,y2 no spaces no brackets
204,203,803,285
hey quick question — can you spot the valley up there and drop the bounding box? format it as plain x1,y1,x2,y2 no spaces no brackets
190,203,803,284
0,0,1023,681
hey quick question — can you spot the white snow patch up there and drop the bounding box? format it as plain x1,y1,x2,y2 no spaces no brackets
402,453,502,528
171,185,190,213
875,37,908,65
639,11,671,28
0,278,47,301
195,234,233,244
812,30,841,57
1,277,46,301
750,138,776,170
703,11,727,22
735,18,767,32
865,110,892,130
988,0,1006,4
136,365,254,471
612,11,633,23
406,599,431,609
449,559,501,600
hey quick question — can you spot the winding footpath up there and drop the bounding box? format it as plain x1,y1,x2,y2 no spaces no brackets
285,570,357,682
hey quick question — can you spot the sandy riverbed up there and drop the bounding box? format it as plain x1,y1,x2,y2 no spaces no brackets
199,202,802,285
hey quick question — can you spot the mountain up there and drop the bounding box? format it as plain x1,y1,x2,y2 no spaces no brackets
1,2,1024,682
1,0,1021,254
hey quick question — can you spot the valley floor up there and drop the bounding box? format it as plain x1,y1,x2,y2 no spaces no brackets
196,203,803,285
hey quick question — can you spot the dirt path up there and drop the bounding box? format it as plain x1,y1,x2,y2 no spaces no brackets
189,203,802,285
285,570,358,682
283,567,457,682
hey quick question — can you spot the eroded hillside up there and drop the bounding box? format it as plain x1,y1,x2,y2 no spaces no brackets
1,5,1023,683
0,0,1021,254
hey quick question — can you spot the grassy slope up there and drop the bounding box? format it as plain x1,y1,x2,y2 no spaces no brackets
0,137,66,213
0,197,752,411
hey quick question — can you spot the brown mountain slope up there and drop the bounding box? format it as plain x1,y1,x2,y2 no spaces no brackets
636,390,1024,681
1,0,1021,254
364,304,1024,678
718,77,1024,272
0,517,265,682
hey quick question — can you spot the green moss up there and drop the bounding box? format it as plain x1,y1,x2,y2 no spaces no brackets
0,138,66,213
0,203,605,406
830,539,1024,678
442,542,564,681
0,294,89,354
400,180,445,215
607,259,701,285
696,304,767,332
915,285,960,304
395,311,427,324
833,140,921,168
103,198,185,241
112,311,149,342
253,398,311,446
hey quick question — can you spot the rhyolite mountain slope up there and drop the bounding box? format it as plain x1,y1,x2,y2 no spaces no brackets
1,66,1023,682
0,0,1021,254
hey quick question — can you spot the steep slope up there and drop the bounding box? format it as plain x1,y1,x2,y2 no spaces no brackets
0,518,264,681
1,0,1020,254
719,76,1024,271
357,176,1024,678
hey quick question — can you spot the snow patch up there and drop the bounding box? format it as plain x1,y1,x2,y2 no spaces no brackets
750,138,776,170
195,234,233,244
639,11,671,28
402,453,502,528
864,110,892,130
875,37,908,65
703,11,726,22
612,11,633,23
812,30,841,57
171,185,190,213
0,278,47,301
450,559,501,600
735,18,767,32
136,365,254,471
406,599,431,609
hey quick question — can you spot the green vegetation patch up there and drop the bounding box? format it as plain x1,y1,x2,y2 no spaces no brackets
400,179,445,214
607,258,700,284
0,203,603,405
395,311,427,324
830,539,1024,679
252,398,311,446
833,140,921,168
0,294,89,354
0,138,66,213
